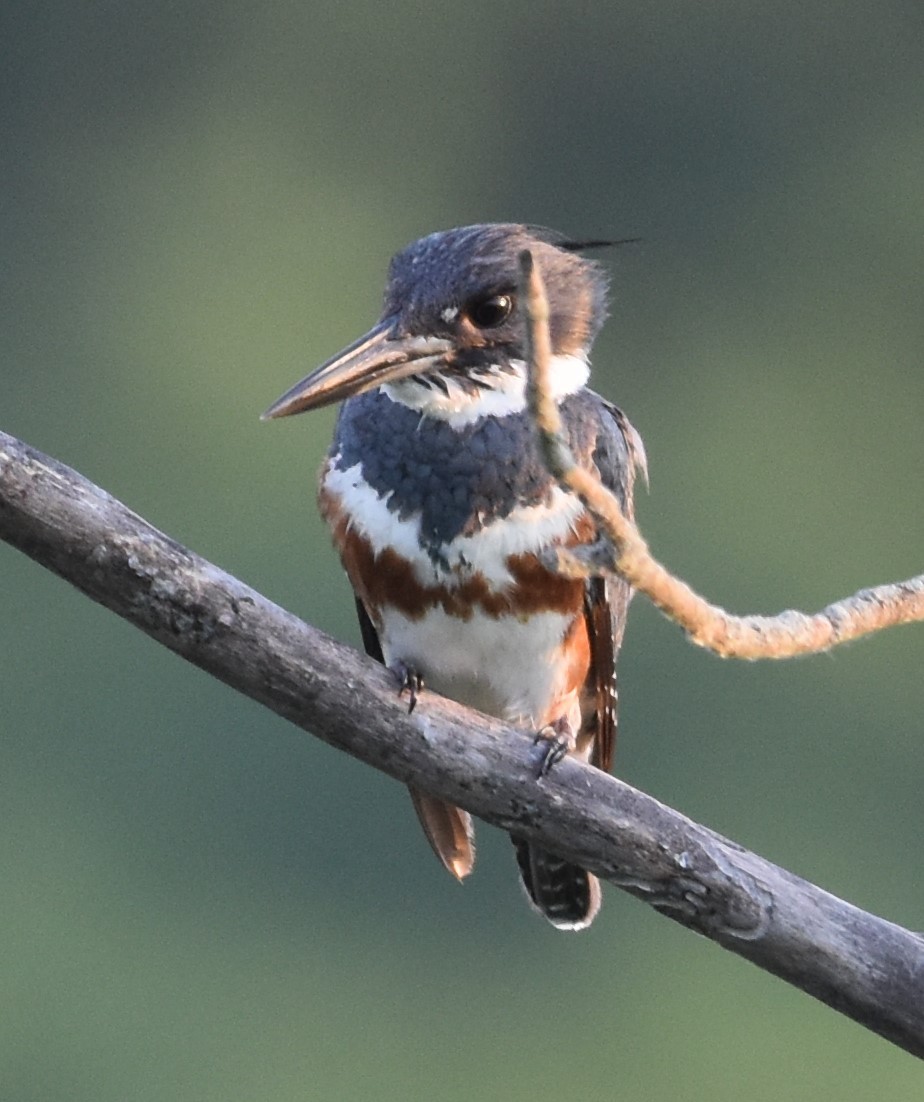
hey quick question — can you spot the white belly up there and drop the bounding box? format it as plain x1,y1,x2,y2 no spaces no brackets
380,603,577,729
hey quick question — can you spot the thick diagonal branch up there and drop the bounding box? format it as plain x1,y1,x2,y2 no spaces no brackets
1,428,923,1059
520,249,924,658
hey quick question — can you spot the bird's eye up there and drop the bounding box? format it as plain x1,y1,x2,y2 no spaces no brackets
466,292,515,330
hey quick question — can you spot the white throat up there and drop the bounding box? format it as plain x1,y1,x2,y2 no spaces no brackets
382,353,590,430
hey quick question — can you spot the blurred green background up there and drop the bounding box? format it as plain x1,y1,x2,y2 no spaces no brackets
2,2,923,1098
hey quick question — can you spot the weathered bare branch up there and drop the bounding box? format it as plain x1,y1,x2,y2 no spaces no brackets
1,428,923,1057
519,249,924,659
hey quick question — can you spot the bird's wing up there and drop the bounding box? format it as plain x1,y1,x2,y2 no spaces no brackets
354,595,385,663
583,575,621,772
580,399,646,773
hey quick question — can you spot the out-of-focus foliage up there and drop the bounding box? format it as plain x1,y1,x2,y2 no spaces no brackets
2,3,922,1098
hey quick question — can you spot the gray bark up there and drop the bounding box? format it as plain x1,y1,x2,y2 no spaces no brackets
1,428,922,1058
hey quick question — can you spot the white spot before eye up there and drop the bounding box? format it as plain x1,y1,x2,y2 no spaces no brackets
440,306,459,323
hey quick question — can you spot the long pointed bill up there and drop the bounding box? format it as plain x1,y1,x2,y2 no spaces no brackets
261,319,454,419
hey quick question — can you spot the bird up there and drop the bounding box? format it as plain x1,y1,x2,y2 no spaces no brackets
263,223,646,930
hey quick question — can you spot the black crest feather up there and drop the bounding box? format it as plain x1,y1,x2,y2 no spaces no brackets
558,236,642,253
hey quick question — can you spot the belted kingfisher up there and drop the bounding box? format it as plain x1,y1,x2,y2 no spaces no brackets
263,223,646,930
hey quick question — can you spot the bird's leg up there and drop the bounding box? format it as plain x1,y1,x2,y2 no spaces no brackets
533,717,576,779
391,661,424,714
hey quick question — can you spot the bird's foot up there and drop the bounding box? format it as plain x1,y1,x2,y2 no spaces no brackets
533,718,576,779
392,662,424,714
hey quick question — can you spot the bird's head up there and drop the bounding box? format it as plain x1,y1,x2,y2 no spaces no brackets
263,223,622,425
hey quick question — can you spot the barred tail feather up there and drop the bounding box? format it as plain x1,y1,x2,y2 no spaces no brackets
513,839,601,931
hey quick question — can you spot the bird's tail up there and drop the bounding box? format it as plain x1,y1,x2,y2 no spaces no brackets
513,839,601,931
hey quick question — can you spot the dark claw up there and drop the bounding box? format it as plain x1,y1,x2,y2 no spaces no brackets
393,662,424,714
533,720,574,779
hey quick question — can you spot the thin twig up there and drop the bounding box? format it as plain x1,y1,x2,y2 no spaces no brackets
518,249,924,659
2,428,924,1058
